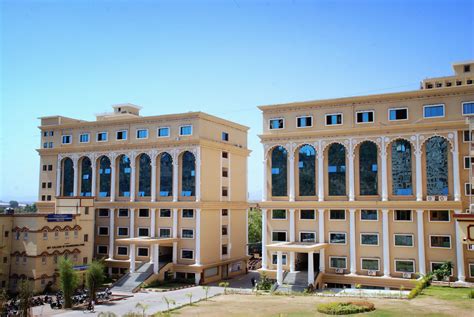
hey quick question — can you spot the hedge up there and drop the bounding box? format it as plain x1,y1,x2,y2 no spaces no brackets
316,301,375,315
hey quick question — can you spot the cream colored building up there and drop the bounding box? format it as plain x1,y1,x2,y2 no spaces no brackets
259,61,474,289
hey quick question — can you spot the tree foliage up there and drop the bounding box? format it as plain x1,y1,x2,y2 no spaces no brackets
9,201,19,208
433,261,453,282
86,260,105,302
18,279,33,317
58,257,78,308
248,208,262,244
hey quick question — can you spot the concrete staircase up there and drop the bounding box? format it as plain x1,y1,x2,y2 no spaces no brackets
276,271,318,293
111,262,167,293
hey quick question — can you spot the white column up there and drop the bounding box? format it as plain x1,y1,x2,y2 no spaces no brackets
381,146,388,201
289,209,295,272
194,273,201,285
262,158,268,202
349,209,356,274
195,149,201,202
130,157,136,202
261,209,268,270
348,151,355,201
195,208,201,265
317,152,324,201
130,208,135,238
452,132,461,201
415,146,423,201
172,242,178,264
91,158,97,197
110,157,116,202
318,209,325,273
416,209,426,276
56,158,62,196
130,243,136,273
172,156,179,202
454,210,466,282
289,153,295,201
382,209,390,277
108,208,115,259
308,251,315,285
153,244,159,274
276,251,283,285
173,208,178,264
151,160,157,202
150,208,156,237
73,156,79,196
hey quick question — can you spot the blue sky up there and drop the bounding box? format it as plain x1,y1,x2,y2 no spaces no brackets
1,0,473,202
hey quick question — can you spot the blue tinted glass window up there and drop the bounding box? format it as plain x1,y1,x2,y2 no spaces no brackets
119,155,131,197
463,102,474,115
99,156,111,197
158,127,170,137
426,136,449,195
80,134,89,143
359,141,378,195
328,143,346,196
180,126,192,135
424,105,444,118
271,146,287,196
160,153,173,197
80,157,92,196
298,145,316,196
137,129,148,139
138,154,151,197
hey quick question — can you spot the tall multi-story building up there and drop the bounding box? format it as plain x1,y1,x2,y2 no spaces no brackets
259,61,474,289
1,105,250,292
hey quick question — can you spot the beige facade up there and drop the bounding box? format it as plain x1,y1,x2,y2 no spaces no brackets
259,61,474,289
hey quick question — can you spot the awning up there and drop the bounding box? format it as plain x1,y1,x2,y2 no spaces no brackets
266,242,328,253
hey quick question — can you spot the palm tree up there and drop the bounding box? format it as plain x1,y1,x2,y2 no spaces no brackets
58,257,79,308
86,260,106,302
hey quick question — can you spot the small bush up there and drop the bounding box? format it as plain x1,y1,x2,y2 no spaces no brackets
317,301,375,315
408,274,433,299
468,289,474,299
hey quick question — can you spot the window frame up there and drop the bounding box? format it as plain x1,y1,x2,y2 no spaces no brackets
463,130,472,143
430,261,454,276
461,101,474,116
137,227,150,237
159,227,172,238
329,209,346,221
116,130,128,141
423,104,445,119
355,110,375,124
271,209,287,220
329,256,347,269
157,127,170,138
394,259,415,273
271,253,288,265
388,107,409,121
268,118,285,130
98,209,110,217
299,231,316,243
465,183,474,196
116,246,129,256
96,245,108,255
181,228,195,239
222,132,229,141
180,249,194,260
469,263,474,278
394,210,413,222
117,227,129,237
97,226,109,236
179,125,193,136
136,128,149,139
118,209,130,218
329,232,347,245
428,210,450,222
325,113,343,126
136,247,149,257
97,131,108,142
61,135,72,144
299,209,316,220
361,258,380,271
429,235,452,249
360,209,378,221
160,209,172,218
138,209,150,218
296,115,313,128
360,233,380,246
182,209,194,219
79,133,90,143
464,156,472,169
271,230,287,242
394,234,415,247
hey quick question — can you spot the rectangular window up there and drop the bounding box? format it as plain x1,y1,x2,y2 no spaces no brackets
356,110,374,123
325,113,343,125
136,129,148,139
394,234,414,247
465,183,474,196
470,264,474,278
221,226,228,236
272,231,287,242
330,209,346,220
423,104,445,118
269,118,284,130
160,209,171,218
394,210,412,221
138,209,149,218
431,262,453,276
361,258,380,271
181,249,194,260
222,151,228,159
182,209,194,218
98,209,110,217
430,235,451,248
389,108,408,121
42,182,46,188
43,230,48,240
222,132,229,141
272,209,286,219
48,182,52,188
222,187,228,197
360,210,378,221
272,253,287,265
97,132,108,142
179,125,193,136
429,210,450,222
361,233,379,246
222,245,228,255
300,232,316,242
137,247,149,257
222,168,228,178
118,209,129,217
181,229,194,239
300,209,315,220
79,133,90,143
116,130,127,140
297,116,313,128
117,246,128,256
330,257,347,269
462,102,474,115
48,165,53,171
222,209,228,216
395,260,415,273
329,232,346,244
463,130,473,142
157,127,170,137
464,156,473,169
98,227,109,236
138,228,149,237
62,135,72,144
159,228,171,238
97,245,108,255
117,227,129,237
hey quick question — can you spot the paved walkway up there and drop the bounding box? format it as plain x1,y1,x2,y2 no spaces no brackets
208,271,259,289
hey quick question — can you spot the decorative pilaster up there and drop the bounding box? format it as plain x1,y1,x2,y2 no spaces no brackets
289,209,295,272
108,208,115,259
110,154,117,202
381,137,388,201
382,209,390,277
276,251,283,285
130,208,135,238
91,155,97,197
153,244,159,274
289,152,295,201
172,150,179,202
72,155,79,196
415,135,423,201
130,243,136,273
195,148,201,202
261,209,268,270
56,155,62,196
451,132,461,201
129,151,137,202
318,209,325,273
262,157,268,202
195,208,201,265
416,209,426,276
172,208,178,264
308,251,314,285
348,140,355,201
454,209,466,282
317,147,324,202
150,150,158,202
349,209,357,274
150,208,156,237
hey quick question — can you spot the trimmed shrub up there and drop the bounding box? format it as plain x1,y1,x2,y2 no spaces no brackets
317,301,375,315
468,289,474,299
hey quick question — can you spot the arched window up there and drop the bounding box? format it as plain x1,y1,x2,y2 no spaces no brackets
98,156,111,197
181,151,195,196
271,146,288,197
118,155,131,197
359,141,378,195
80,157,92,196
391,140,412,195
62,158,74,196
160,153,173,197
328,143,346,196
298,145,316,196
426,136,449,195
138,154,151,197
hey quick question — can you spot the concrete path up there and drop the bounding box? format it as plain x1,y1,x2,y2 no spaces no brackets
208,270,259,289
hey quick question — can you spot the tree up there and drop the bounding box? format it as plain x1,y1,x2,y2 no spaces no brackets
9,201,19,208
248,208,262,244
23,204,37,213
18,279,33,317
58,257,78,309
433,261,453,283
86,260,105,302
0,287,9,317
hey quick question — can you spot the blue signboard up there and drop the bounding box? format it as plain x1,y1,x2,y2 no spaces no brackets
47,214,73,222
73,265,89,271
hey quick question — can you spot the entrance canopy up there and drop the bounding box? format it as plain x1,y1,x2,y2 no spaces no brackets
115,237,177,246
266,242,328,253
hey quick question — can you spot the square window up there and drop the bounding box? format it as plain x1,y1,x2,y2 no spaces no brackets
182,229,194,239
116,130,127,140
300,209,315,220
330,209,346,220
431,262,454,276
97,132,108,142
98,209,110,217
137,247,149,257
329,232,346,244
180,125,192,136
138,228,149,237
182,209,194,218
361,233,379,246
330,257,347,269
138,209,149,218
181,249,194,259
222,132,229,141
269,118,284,130
394,210,412,221
272,209,286,219
48,165,53,171
389,108,408,121
136,129,148,139
160,209,171,218
462,102,474,115
356,111,374,123
98,227,109,236
159,228,171,238
325,113,342,125
423,104,445,118
97,245,108,255
361,258,379,271
272,231,287,242
62,135,72,144
361,210,378,221
272,253,287,265
117,227,129,236
297,116,313,128
79,133,90,143
430,235,451,248
222,209,228,216
394,234,414,247
429,210,450,222
395,260,415,273
118,209,129,217
158,127,170,137
300,232,315,242
117,246,128,256
464,65,471,73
